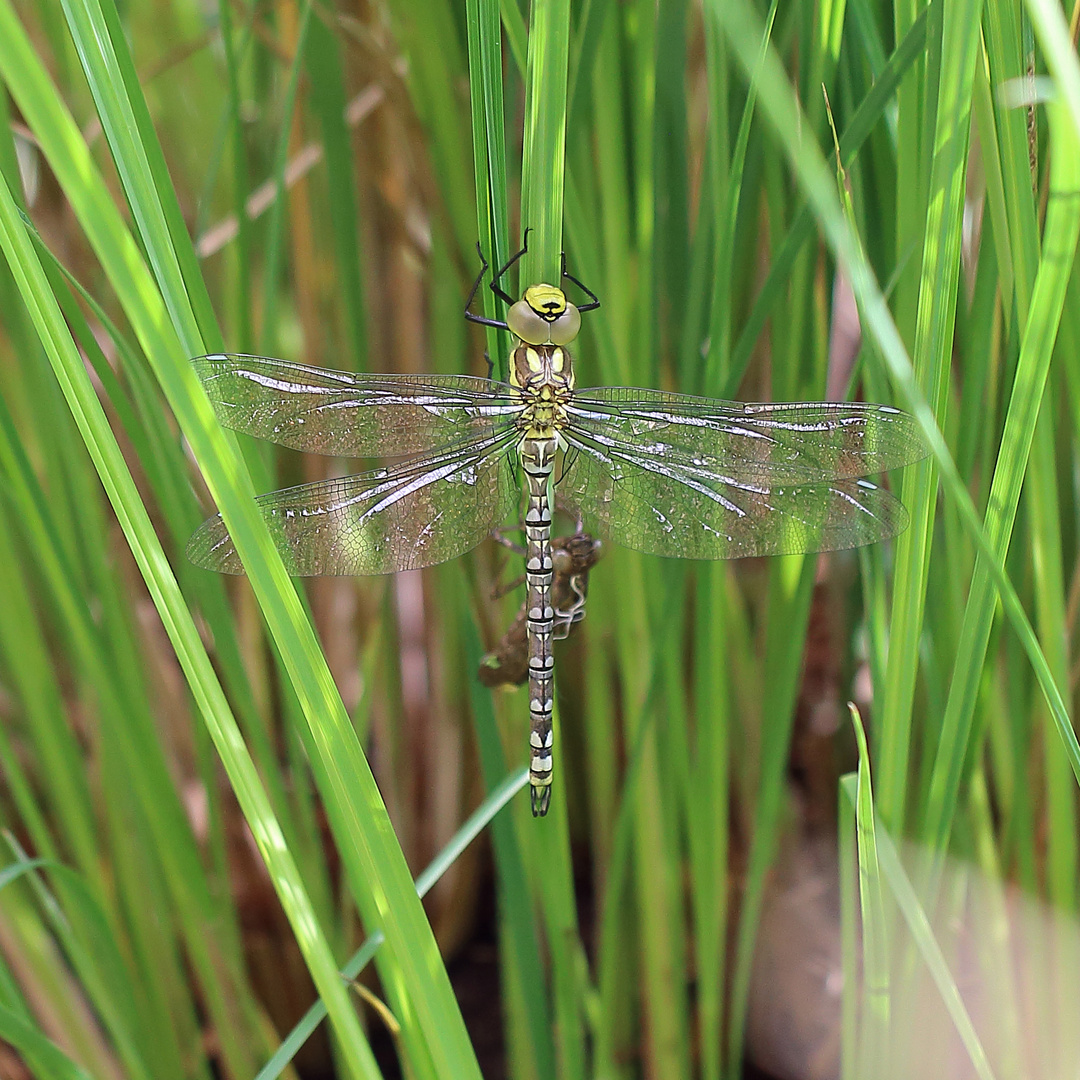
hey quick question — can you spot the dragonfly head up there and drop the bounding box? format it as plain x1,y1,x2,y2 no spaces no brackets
508,284,581,347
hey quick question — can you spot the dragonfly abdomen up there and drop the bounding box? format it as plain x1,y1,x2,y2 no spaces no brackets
521,435,557,817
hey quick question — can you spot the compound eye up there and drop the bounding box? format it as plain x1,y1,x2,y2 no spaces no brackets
547,303,581,346
507,299,549,345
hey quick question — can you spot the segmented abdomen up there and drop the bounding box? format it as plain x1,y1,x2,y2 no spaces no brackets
520,435,556,816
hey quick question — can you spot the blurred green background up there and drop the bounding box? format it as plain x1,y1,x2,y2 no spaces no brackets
0,0,1079,1077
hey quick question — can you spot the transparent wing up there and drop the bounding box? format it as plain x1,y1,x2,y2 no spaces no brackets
193,354,522,457
187,430,521,575
567,388,926,484
558,429,909,559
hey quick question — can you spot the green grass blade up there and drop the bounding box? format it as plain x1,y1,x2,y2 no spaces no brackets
57,4,479,1069
725,555,815,1075
921,95,1080,851
848,710,890,1074
521,0,571,282
304,13,368,370
876,0,983,833
712,0,1074,802
873,831,998,1080
728,7,929,386
466,0,513,373
257,0,313,354
0,1004,96,1080
255,767,526,1080
0,141,385,1080
702,0,777,392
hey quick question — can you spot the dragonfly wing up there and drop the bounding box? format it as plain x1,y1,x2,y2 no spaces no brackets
187,431,521,575
558,429,909,559
193,354,522,457
568,388,926,483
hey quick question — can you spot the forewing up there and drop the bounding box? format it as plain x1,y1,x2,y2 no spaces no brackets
558,431,909,559
187,432,522,575
568,388,926,484
193,354,521,457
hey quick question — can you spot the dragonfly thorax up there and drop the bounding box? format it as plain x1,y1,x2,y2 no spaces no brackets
511,343,574,439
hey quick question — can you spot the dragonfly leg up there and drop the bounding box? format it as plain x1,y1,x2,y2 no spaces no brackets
559,252,601,313
465,243,510,331
488,526,526,598
491,525,525,554
491,572,526,601
488,228,531,306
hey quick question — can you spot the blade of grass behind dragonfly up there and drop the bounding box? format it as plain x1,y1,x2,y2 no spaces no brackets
462,620,556,1080
517,7,593,1078
565,8,630,385
591,585,692,1076
608,553,693,1079
6,1,483,1073
567,5,691,1071
639,5,698,1065
580,567,619,888
500,0,528,76
466,0,513,374
528,696,591,1080
520,0,571,284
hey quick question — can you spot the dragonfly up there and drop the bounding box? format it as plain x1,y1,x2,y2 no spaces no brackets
187,238,927,816
479,531,604,690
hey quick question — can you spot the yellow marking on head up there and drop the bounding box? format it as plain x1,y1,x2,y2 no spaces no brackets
524,283,567,318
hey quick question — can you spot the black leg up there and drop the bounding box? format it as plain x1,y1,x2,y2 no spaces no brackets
560,250,600,312
488,227,532,306
464,242,510,330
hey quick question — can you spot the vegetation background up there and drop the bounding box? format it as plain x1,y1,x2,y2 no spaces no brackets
0,0,1079,1077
